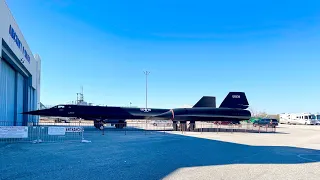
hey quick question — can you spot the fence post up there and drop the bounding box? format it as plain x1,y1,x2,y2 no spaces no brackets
163,123,165,134
81,128,84,141
245,123,248,133
37,126,41,143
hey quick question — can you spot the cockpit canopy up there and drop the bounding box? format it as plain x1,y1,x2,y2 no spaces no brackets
51,105,72,109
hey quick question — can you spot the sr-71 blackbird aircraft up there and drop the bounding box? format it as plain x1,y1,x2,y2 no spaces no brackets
24,92,251,130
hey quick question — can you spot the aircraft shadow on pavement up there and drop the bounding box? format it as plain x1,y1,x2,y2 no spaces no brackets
81,127,317,180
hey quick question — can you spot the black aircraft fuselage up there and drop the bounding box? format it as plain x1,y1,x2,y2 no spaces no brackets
25,105,251,122
27,105,169,122
24,92,252,129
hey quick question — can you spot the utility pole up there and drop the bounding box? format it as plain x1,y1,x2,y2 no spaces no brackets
144,71,150,110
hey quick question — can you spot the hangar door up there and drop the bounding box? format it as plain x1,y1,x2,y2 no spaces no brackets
0,59,16,125
16,73,25,125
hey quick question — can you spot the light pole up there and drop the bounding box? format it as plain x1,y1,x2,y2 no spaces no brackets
144,71,150,110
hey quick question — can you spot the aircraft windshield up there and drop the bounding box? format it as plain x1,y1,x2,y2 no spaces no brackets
52,105,65,108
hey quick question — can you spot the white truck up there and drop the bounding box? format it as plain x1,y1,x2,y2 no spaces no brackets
279,113,317,125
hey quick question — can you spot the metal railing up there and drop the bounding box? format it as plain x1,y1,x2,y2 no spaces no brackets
99,121,277,135
0,120,278,143
0,121,85,143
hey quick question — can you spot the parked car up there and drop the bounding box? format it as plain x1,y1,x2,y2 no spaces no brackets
249,117,262,123
253,118,278,127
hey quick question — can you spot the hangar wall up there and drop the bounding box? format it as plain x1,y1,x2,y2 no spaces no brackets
0,0,41,125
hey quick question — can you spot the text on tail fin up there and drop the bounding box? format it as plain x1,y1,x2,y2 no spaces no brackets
219,92,249,109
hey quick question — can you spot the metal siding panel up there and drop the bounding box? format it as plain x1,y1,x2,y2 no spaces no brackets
16,73,24,125
33,89,38,123
0,60,15,125
6,62,15,125
28,86,34,123
0,59,5,123
27,86,31,122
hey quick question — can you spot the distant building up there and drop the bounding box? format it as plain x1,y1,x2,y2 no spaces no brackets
0,0,41,125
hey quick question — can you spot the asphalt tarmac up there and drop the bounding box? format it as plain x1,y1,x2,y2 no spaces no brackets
1,124,319,180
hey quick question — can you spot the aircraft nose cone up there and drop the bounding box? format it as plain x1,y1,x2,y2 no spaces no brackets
22,110,44,115
22,111,33,114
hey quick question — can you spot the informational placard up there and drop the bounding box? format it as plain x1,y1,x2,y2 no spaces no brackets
48,127,66,135
66,127,83,132
0,126,28,138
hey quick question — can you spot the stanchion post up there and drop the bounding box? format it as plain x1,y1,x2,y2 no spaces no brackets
163,123,165,134
37,126,40,143
82,127,84,141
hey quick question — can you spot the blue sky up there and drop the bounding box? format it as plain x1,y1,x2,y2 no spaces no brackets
6,0,320,114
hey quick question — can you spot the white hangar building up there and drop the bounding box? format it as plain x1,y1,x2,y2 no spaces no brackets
0,0,41,125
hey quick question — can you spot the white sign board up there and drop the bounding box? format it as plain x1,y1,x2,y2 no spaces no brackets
66,127,83,132
48,127,66,135
0,126,28,138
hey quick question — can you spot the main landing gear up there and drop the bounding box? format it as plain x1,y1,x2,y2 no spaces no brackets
94,121,104,130
172,122,178,131
115,123,126,129
189,121,196,131
172,121,196,131
94,120,127,130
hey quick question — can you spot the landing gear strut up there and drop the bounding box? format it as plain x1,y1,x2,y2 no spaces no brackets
172,122,178,131
115,122,127,129
189,121,196,131
94,121,104,130
180,121,187,131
